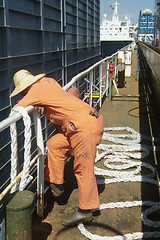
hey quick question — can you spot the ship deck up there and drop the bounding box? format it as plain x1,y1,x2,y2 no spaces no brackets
32,50,160,240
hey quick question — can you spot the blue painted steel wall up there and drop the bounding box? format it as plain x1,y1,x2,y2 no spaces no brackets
138,14,155,35
0,0,101,236
154,0,160,44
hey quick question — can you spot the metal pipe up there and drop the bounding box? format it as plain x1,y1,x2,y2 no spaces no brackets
33,110,44,218
0,42,134,133
89,71,93,106
109,79,113,102
0,105,34,133
0,153,42,201
64,53,117,90
99,63,102,108
0,41,135,213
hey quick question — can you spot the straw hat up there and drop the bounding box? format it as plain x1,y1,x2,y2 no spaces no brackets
10,69,46,97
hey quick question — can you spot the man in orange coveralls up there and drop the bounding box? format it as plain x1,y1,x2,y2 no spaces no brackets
10,69,104,226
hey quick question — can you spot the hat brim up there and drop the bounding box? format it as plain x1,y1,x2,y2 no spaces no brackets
10,73,46,98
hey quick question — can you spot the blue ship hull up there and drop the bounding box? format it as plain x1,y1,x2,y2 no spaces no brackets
101,40,133,57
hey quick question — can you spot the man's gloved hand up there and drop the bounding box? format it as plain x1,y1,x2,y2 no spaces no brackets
34,105,44,114
89,109,99,118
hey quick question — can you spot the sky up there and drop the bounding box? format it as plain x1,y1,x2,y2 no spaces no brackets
100,0,155,25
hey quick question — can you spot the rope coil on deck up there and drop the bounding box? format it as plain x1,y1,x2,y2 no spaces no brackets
10,106,31,193
78,127,160,240
8,109,160,239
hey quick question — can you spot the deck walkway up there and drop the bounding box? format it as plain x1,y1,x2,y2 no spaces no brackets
32,50,160,240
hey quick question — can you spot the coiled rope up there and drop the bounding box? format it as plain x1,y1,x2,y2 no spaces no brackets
10,106,31,193
78,127,160,240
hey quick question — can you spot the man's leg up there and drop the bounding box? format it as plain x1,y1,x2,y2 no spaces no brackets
61,114,103,226
61,131,100,226
45,132,71,196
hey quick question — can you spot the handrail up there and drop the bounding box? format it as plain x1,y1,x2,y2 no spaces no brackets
0,45,130,133
0,105,34,133
0,53,112,133
64,52,117,90
0,41,136,133
0,53,115,217
0,41,136,218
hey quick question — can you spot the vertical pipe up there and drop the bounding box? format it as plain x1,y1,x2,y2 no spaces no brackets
109,78,113,101
40,0,45,73
4,0,13,106
114,55,117,79
99,63,102,108
106,60,109,96
89,70,93,106
61,0,64,87
33,111,44,218
62,0,67,85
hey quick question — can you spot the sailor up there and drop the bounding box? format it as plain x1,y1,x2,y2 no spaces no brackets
10,69,104,226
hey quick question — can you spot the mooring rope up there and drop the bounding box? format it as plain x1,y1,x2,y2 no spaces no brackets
10,106,31,193
78,127,160,240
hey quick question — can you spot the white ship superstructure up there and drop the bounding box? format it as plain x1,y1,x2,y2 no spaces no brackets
100,0,137,41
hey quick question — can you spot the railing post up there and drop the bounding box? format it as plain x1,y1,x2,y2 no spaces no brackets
99,63,102,108
114,56,117,78
89,70,93,106
109,78,113,101
106,60,109,96
33,110,44,218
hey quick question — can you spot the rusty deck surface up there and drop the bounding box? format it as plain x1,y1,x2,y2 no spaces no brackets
32,50,160,240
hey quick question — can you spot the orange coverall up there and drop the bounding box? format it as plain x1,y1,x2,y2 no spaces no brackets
15,77,104,210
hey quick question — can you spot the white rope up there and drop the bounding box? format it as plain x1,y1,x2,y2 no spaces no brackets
78,223,160,240
9,111,18,193
10,106,32,192
78,127,160,240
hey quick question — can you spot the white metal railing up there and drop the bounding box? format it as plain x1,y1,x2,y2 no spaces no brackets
0,106,45,217
0,41,136,219
64,51,117,107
